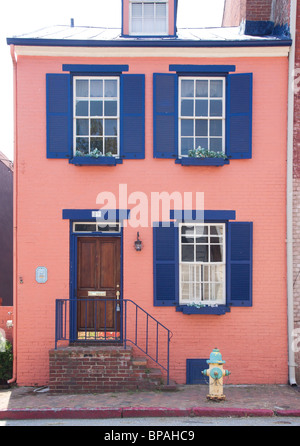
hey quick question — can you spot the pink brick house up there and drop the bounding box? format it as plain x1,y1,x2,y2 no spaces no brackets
223,0,299,387
6,0,294,391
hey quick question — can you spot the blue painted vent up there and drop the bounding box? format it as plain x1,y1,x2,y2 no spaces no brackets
186,359,208,385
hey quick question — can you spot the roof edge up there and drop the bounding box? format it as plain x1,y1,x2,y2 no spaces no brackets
6,37,292,48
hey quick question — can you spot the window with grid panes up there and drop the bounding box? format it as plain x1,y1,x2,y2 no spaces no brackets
74,77,119,157
179,223,226,305
179,77,225,157
130,0,168,35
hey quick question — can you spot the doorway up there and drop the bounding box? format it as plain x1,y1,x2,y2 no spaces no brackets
76,236,121,341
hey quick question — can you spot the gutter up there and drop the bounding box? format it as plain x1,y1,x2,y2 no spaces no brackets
7,45,17,385
287,0,297,386
6,37,292,48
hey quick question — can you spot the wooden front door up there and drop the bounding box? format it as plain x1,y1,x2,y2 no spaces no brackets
77,237,121,340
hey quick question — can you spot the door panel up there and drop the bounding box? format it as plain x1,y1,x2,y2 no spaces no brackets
100,241,116,290
77,239,97,290
77,237,121,337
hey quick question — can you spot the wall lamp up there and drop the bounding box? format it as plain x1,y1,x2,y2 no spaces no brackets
134,232,143,251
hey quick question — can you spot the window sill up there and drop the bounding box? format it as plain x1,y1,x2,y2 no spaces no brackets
176,305,231,315
175,158,230,166
69,157,123,166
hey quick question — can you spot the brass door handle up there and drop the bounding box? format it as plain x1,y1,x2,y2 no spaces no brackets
116,291,120,299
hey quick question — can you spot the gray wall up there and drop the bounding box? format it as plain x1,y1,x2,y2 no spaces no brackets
0,160,13,305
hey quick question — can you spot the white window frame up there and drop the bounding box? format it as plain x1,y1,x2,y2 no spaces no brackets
73,76,120,158
73,222,121,233
129,0,169,36
178,77,226,158
179,223,226,306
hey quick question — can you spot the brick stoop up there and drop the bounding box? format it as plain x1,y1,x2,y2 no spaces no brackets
49,345,176,394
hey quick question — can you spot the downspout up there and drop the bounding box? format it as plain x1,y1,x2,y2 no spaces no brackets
287,0,297,386
8,44,17,385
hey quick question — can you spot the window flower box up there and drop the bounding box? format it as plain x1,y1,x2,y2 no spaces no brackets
176,147,229,166
176,158,229,166
69,156,122,166
176,305,231,315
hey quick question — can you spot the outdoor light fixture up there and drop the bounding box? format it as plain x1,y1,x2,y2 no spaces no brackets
134,232,143,251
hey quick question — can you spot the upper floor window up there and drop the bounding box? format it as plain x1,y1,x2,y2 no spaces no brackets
153,69,253,163
179,77,225,157
130,0,168,35
74,77,119,158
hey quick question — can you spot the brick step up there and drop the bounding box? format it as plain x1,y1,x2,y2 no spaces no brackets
49,345,178,394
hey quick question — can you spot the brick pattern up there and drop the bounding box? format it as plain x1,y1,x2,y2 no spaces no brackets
49,346,165,394
293,181,300,384
222,0,290,26
294,0,300,384
246,0,273,21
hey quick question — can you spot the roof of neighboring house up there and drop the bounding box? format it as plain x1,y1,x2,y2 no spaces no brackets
6,24,292,47
0,152,13,172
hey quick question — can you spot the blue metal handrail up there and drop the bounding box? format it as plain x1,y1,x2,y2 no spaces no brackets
55,298,172,385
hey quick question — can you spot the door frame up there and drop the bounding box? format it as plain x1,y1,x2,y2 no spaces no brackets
69,222,123,342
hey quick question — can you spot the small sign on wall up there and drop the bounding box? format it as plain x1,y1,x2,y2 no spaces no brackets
36,267,48,284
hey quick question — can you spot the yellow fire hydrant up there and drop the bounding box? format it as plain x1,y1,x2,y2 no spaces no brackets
202,348,230,401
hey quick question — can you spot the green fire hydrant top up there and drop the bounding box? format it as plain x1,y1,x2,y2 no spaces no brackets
207,348,226,364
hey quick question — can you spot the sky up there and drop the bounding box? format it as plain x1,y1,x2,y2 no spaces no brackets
0,0,225,162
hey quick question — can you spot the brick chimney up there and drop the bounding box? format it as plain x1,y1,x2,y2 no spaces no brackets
222,0,290,36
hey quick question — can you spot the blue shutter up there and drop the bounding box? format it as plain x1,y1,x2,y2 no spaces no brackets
153,73,178,158
120,74,145,159
153,223,179,306
226,73,253,159
46,74,72,159
227,222,253,307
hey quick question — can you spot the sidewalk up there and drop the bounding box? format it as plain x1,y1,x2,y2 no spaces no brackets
0,384,299,420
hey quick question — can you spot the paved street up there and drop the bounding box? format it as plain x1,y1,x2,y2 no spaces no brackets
1,416,300,427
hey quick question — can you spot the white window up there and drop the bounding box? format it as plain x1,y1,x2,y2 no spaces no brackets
73,222,121,233
74,77,120,157
179,223,226,305
130,0,168,35
179,77,225,157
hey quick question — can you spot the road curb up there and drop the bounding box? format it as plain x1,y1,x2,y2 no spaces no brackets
274,409,300,417
0,406,299,420
0,408,122,420
122,407,191,418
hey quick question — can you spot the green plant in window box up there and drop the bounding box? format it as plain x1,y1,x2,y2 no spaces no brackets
75,149,113,158
186,303,207,309
0,341,13,386
186,303,219,309
188,147,228,160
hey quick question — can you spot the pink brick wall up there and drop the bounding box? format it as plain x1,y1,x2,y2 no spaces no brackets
13,53,289,386
222,0,246,26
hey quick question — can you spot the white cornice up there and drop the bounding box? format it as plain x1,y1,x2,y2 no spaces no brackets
13,45,290,58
